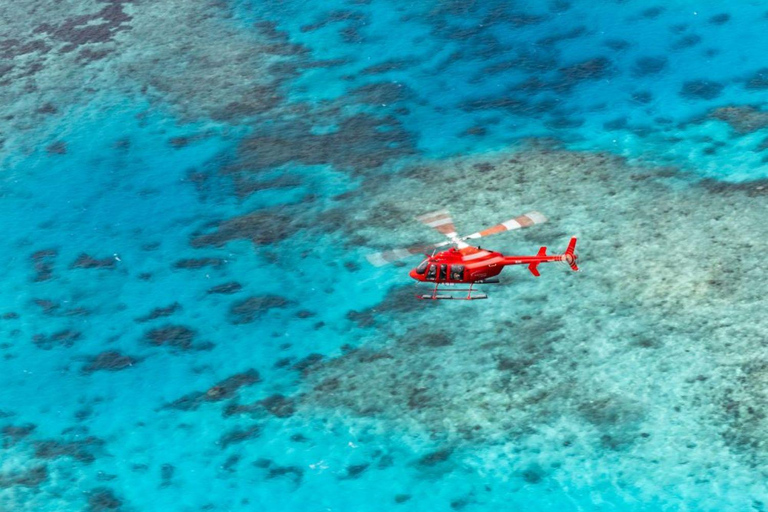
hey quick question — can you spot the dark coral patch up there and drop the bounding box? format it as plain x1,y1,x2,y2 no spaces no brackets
2,424,35,448
173,257,224,269
33,298,59,315
559,57,612,81
671,34,701,50
34,437,105,464
222,454,240,472
640,6,664,18
709,13,731,25
420,332,453,348
35,0,132,48
292,353,324,374
521,465,545,484
707,106,768,134
46,141,67,155
340,463,369,479
0,39,50,60
144,325,193,348
82,351,141,374
347,285,435,327
265,465,303,485
0,466,47,489
235,113,415,174
450,496,473,510
31,298,89,318
462,126,487,137
505,12,549,27
233,174,302,199
350,82,412,105
259,394,297,418
70,254,116,270
745,68,768,90
699,178,768,197
228,295,291,324
135,303,181,323
37,103,58,114
191,211,293,248
553,57,613,91
604,117,628,130
545,116,584,129
160,464,174,487
604,39,630,51
86,487,123,512
77,48,113,63
144,325,210,352
632,56,667,77
631,91,653,104
549,0,571,13
300,10,367,33
417,448,452,467
164,369,261,411
207,282,243,295
30,248,57,282
360,59,415,75
32,329,82,350
680,80,723,100
219,425,262,448
536,26,586,47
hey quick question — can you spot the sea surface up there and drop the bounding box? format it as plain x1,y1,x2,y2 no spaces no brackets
2,0,768,510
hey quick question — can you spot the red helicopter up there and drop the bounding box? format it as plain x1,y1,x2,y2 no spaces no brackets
367,209,579,300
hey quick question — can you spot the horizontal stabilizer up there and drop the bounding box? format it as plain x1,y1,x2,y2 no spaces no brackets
528,246,546,276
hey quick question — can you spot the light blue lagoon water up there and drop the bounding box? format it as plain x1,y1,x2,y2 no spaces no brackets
2,0,768,511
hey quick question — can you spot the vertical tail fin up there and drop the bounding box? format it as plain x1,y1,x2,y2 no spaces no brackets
563,237,579,271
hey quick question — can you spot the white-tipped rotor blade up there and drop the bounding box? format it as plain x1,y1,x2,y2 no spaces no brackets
463,211,547,241
366,241,450,267
415,209,458,239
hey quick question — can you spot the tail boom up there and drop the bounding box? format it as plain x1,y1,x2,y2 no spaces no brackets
500,237,579,276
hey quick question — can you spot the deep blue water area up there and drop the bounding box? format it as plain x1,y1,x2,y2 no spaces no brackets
2,0,768,510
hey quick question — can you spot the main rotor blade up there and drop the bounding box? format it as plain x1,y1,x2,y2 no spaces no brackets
415,209,458,239
366,241,450,267
463,211,547,241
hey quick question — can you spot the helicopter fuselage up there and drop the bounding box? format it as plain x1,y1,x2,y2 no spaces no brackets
409,244,576,283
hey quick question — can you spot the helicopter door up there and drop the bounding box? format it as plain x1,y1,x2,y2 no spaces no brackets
450,264,465,281
425,264,437,281
439,264,447,281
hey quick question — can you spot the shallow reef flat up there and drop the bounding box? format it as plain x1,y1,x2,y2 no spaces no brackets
293,143,768,507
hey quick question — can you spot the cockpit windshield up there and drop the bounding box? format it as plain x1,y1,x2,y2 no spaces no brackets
415,259,429,274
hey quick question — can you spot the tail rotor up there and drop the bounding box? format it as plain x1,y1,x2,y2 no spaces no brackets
562,237,579,271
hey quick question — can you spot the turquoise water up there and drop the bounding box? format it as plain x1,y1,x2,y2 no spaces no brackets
2,0,768,510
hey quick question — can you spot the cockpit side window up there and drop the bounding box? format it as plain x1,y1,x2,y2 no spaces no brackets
415,259,429,274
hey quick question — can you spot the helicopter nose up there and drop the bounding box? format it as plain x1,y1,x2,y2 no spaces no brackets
409,268,420,281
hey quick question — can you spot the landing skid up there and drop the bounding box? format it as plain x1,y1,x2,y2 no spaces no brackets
417,280,499,300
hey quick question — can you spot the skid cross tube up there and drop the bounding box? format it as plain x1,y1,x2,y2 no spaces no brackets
417,281,490,300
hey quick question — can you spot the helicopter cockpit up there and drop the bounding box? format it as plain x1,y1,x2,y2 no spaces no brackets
415,259,465,282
